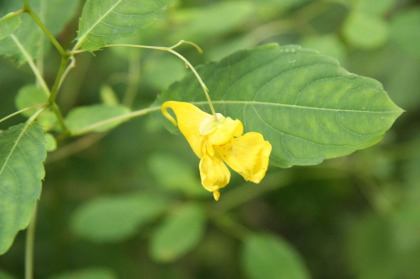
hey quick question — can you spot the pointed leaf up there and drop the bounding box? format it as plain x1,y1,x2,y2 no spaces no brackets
0,122,46,255
150,203,206,262
70,193,168,242
241,233,310,279
75,0,172,51
158,44,403,168
64,104,130,135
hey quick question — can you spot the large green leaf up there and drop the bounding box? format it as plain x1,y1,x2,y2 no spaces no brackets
0,0,79,63
0,12,22,41
150,203,206,262
0,121,46,255
75,0,172,51
64,104,130,135
241,233,310,279
157,44,403,168
70,192,168,242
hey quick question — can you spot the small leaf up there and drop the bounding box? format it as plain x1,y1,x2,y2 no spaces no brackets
64,104,130,135
158,44,403,168
0,12,22,41
44,133,57,152
241,233,310,279
15,84,48,116
48,268,117,279
343,11,389,49
75,0,172,51
0,121,46,255
70,192,168,242
150,203,206,262
390,8,420,59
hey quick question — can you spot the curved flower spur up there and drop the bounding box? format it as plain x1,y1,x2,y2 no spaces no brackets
162,101,272,201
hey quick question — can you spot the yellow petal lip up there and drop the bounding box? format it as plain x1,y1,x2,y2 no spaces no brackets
199,155,230,193
161,101,272,201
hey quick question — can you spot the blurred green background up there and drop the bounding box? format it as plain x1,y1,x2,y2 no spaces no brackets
1,0,420,278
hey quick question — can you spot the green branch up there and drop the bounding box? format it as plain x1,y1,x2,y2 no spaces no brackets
23,0,67,57
71,106,161,136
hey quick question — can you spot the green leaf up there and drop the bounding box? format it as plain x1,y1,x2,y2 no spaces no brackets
15,84,57,131
390,8,420,59
343,11,389,49
148,153,205,197
158,44,403,168
48,268,117,279
44,133,57,152
15,84,48,116
0,0,79,63
70,192,168,243
241,233,310,279
150,203,206,262
64,104,130,135
0,12,22,41
0,121,46,255
75,0,172,51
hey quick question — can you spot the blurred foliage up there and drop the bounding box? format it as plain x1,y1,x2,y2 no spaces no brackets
0,0,419,278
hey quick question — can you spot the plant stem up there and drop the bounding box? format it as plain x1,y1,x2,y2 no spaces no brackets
49,57,71,103
0,103,48,124
25,203,38,279
10,35,50,96
75,41,218,118
51,103,69,136
71,106,161,135
23,0,67,57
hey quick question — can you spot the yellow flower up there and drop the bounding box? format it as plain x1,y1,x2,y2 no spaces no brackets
162,101,272,201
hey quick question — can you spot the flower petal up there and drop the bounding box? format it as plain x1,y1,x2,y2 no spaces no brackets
216,132,272,183
199,155,231,199
162,101,212,158
207,117,243,146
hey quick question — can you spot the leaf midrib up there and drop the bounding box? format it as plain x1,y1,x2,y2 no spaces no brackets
75,0,122,50
190,100,401,114
0,122,31,177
